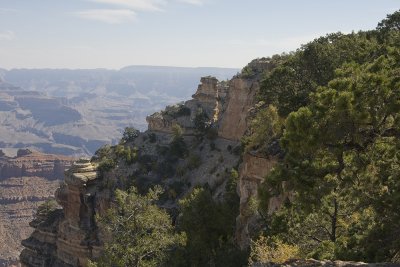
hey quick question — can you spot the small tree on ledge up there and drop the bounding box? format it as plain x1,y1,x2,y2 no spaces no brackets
89,186,186,267
121,127,140,143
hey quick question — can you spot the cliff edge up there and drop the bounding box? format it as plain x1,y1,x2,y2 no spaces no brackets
20,59,279,266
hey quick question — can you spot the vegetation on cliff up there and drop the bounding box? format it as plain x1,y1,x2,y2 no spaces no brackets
253,10,400,263
89,186,185,267
89,10,400,266
21,10,400,267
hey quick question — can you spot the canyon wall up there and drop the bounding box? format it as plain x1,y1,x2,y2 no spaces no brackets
0,149,73,266
20,58,281,266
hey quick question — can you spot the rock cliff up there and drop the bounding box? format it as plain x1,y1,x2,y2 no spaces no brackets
20,58,281,266
0,149,72,181
20,159,102,267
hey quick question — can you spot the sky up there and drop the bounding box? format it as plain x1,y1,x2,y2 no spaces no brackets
0,0,398,70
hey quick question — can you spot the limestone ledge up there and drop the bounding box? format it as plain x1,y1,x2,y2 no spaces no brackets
64,159,98,186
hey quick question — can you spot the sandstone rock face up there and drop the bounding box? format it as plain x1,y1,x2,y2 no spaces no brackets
20,159,103,267
236,153,278,249
191,76,219,116
218,59,275,141
218,77,260,141
146,110,175,133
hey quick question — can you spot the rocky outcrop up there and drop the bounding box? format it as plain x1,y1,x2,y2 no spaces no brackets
191,76,219,116
20,209,63,267
20,159,103,267
146,76,227,134
146,61,281,250
219,59,275,141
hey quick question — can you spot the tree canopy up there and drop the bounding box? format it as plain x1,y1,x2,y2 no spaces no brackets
254,10,400,262
90,186,185,267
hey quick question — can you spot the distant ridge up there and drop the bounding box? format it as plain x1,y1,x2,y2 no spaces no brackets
0,66,239,156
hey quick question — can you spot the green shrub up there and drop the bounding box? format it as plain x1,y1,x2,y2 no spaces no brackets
194,109,210,133
241,65,255,78
93,144,112,161
35,199,58,221
249,236,299,265
121,127,139,143
187,154,202,170
98,158,116,173
170,127,188,158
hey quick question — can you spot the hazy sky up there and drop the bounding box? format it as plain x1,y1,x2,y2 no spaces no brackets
0,0,398,69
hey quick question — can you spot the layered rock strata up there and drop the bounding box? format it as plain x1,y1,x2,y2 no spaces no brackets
20,159,102,267
0,150,74,265
0,149,72,181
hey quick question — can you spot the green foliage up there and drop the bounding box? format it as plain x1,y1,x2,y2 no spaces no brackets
97,158,116,173
244,104,283,152
91,10,400,265
186,153,202,170
121,127,140,143
172,124,183,139
170,125,187,159
309,241,335,260
249,236,299,265
260,32,380,116
170,170,247,267
377,10,400,32
35,199,58,221
93,144,113,161
91,186,185,267
163,103,191,118
193,108,210,133
115,144,138,164
253,11,400,262
259,47,400,261
241,65,255,78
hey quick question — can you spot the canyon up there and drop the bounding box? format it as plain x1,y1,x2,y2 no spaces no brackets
19,58,277,266
0,67,238,157
0,149,74,266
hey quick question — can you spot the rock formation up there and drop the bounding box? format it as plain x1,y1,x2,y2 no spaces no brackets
0,149,72,181
20,58,282,266
20,159,102,267
146,76,226,134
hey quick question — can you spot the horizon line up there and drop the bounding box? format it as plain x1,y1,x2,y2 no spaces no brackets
1,64,242,72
